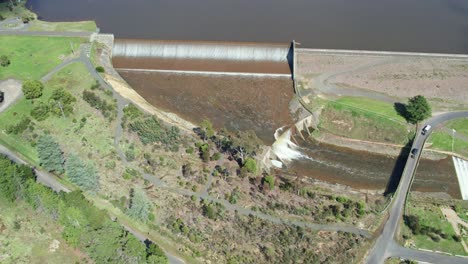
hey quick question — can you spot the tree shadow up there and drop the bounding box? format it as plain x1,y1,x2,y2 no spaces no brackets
384,140,412,196
393,102,408,122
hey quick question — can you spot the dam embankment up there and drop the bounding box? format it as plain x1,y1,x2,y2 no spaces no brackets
101,36,462,198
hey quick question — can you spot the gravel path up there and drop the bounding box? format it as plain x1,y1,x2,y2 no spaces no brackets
0,79,23,113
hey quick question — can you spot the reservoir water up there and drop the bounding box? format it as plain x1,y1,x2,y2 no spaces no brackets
27,0,468,54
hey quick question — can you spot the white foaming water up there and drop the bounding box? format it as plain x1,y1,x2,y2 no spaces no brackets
113,39,290,62
271,128,306,166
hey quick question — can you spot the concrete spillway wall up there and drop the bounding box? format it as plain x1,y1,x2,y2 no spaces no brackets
453,157,468,200
113,39,291,62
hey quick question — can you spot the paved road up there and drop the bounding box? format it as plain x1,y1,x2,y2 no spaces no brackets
0,144,70,193
366,111,468,264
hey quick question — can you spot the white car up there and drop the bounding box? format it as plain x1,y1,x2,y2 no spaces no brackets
421,125,432,135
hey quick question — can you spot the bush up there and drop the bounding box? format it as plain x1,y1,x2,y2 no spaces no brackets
30,102,50,121
82,90,115,119
129,116,180,150
22,80,44,99
6,117,31,134
211,152,221,161
0,55,10,67
95,66,105,73
264,175,275,190
404,215,421,235
243,158,257,174
185,146,194,154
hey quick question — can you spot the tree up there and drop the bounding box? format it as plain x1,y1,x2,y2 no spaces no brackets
49,87,76,116
22,80,44,99
230,130,262,164
126,188,152,223
65,154,100,192
0,55,10,67
405,95,431,124
263,175,275,190
37,135,65,174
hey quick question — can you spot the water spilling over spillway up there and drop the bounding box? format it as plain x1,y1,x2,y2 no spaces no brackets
271,128,305,168
112,39,292,75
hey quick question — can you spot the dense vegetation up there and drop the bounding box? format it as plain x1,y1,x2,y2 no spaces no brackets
0,154,167,263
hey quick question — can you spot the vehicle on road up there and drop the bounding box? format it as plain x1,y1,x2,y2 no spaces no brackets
0,91,4,103
411,148,418,158
421,125,431,135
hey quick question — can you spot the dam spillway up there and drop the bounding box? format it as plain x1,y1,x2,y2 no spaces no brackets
112,39,293,75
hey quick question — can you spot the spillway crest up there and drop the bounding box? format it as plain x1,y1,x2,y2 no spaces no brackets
113,39,290,62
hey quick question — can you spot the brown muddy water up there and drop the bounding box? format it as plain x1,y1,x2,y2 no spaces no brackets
288,139,461,198
117,70,294,144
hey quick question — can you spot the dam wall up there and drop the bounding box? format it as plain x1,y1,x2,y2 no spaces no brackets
112,39,293,75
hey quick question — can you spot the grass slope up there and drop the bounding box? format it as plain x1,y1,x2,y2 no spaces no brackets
318,96,411,144
0,198,86,263
0,36,85,80
0,62,115,166
428,131,468,158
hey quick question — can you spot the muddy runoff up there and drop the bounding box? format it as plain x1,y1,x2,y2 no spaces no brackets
116,72,460,198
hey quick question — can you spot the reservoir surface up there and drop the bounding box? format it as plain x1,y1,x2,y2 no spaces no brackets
27,0,468,53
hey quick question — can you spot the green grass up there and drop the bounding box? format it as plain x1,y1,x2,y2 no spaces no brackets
0,198,86,263
28,20,97,32
404,204,467,256
333,96,407,123
428,131,468,157
318,96,412,144
0,36,85,80
0,62,115,168
445,118,468,138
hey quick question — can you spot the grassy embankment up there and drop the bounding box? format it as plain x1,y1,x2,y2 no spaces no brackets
0,2,96,32
0,198,87,263
401,202,467,256
0,36,85,80
0,36,86,163
310,95,412,145
427,119,468,158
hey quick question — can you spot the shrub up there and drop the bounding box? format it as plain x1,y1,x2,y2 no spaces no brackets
6,117,31,134
82,90,115,119
186,146,194,154
264,175,275,190
30,102,50,121
0,55,10,67
211,152,221,161
243,158,257,174
95,66,105,73
22,80,44,99
404,215,421,235
129,116,180,150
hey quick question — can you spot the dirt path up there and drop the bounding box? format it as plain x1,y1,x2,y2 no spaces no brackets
441,207,468,253
0,79,23,113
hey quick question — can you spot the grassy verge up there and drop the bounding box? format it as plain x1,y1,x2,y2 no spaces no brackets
0,198,86,263
0,36,85,80
317,96,412,144
28,20,97,32
427,131,468,157
0,2,34,20
402,203,467,256
446,118,468,138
